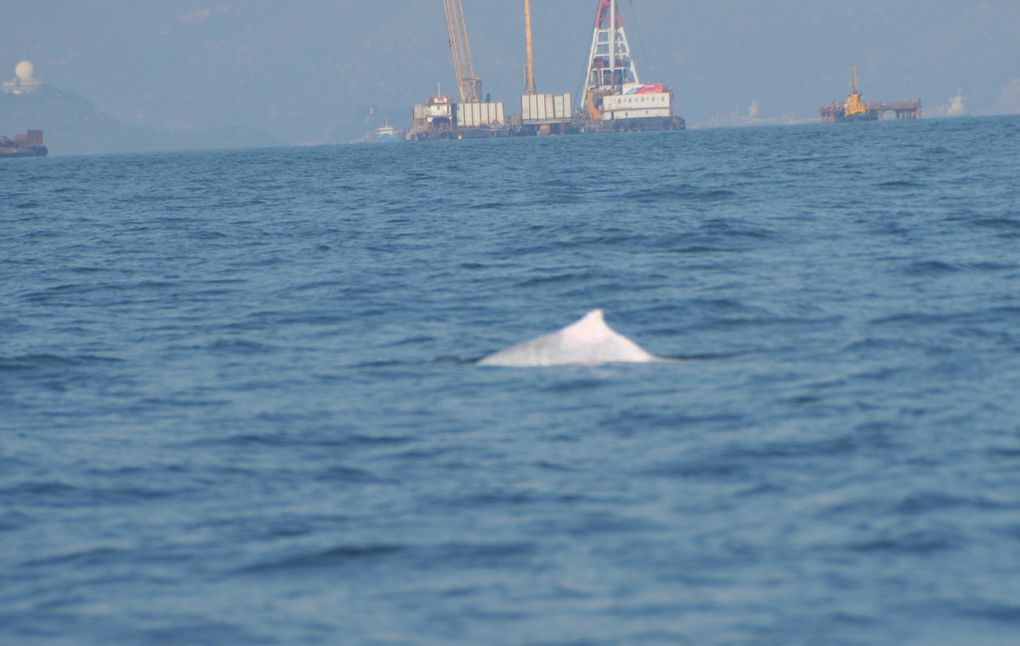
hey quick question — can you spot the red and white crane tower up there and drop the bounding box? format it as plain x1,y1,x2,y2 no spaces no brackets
581,0,640,116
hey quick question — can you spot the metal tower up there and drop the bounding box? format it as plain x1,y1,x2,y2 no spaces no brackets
580,0,640,112
443,0,482,103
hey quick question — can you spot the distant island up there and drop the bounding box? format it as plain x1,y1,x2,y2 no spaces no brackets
1,61,285,156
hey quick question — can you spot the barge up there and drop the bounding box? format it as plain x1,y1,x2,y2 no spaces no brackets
405,0,684,141
0,130,48,157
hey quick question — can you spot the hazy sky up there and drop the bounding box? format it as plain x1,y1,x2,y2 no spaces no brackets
3,1,1019,141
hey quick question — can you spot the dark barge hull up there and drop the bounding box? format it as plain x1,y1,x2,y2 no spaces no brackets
0,145,48,158
408,115,686,140
581,115,686,133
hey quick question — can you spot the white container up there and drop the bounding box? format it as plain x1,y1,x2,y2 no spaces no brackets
456,102,506,128
521,93,572,123
410,105,429,129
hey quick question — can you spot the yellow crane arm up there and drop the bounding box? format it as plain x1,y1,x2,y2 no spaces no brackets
442,0,482,103
524,0,536,94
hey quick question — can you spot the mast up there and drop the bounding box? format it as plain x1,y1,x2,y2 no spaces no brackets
442,0,482,103
524,0,536,94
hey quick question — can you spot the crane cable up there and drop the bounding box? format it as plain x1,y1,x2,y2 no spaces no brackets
627,0,655,81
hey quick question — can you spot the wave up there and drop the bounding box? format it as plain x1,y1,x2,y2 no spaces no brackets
240,544,404,573
0,353,124,372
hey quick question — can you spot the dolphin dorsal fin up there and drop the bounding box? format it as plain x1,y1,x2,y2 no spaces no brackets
477,309,668,367
564,309,609,343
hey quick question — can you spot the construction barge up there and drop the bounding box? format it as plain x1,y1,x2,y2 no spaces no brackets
406,0,685,141
820,66,921,123
0,130,48,158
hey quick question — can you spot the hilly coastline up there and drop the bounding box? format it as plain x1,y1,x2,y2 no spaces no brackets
1,85,285,156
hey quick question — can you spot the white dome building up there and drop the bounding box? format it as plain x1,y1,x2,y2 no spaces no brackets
15,60,35,82
3,60,43,95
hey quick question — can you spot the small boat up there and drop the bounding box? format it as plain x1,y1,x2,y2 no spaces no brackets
375,124,401,143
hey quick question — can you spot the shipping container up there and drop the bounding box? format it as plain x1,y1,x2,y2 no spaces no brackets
456,102,506,128
411,105,427,128
521,93,573,123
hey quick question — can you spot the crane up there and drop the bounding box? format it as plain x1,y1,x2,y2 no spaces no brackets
442,0,482,103
581,0,640,115
524,0,536,94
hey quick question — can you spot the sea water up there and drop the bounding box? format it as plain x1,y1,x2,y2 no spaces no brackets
2,117,1020,644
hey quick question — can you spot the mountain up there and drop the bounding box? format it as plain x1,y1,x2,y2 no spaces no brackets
0,85,285,156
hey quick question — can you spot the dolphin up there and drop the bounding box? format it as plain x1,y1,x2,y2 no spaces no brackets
478,309,667,367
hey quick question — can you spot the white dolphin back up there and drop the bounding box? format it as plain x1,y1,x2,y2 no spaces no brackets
478,309,664,367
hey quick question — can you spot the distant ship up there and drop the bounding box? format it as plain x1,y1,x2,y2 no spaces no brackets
375,124,401,143
0,130,48,157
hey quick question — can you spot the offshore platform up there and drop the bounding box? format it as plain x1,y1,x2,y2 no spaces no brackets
820,66,921,123
406,0,685,140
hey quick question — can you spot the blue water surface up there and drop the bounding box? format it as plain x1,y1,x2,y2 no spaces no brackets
2,117,1020,645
